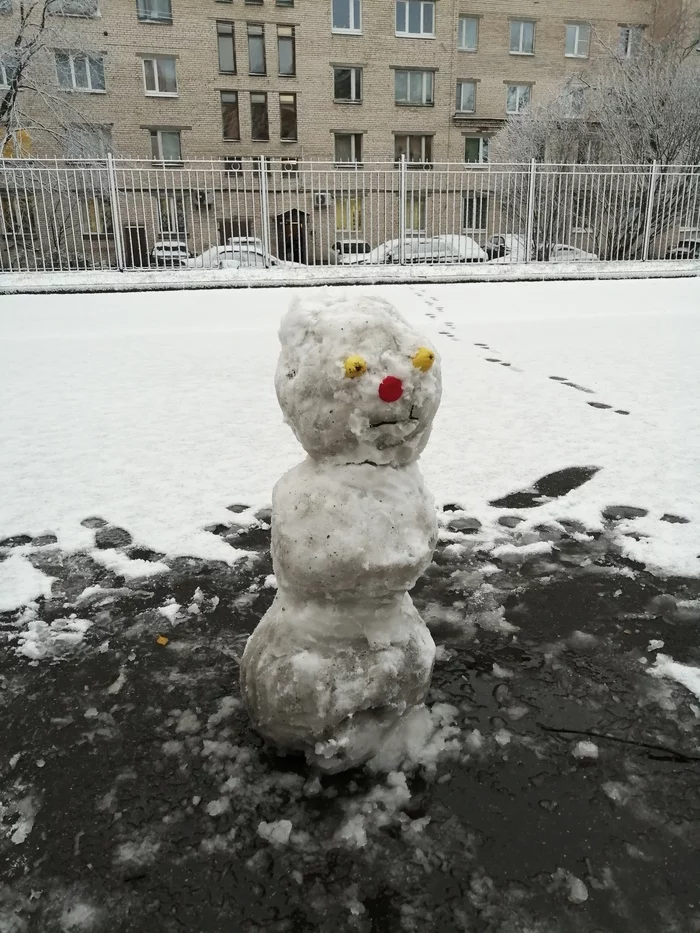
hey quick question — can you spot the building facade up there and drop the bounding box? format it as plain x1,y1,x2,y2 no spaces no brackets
0,0,684,163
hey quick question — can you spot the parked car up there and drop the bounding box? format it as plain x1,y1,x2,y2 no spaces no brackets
330,239,373,265
485,234,530,262
151,240,192,267
665,239,700,260
548,244,599,262
188,241,304,270
344,235,486,265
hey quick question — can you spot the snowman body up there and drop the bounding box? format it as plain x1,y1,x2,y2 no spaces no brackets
241,294,441,772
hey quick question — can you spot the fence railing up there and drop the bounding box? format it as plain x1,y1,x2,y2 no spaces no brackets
1,157,699,273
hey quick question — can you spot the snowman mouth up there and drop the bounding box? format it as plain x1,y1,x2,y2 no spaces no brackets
369,406,419,429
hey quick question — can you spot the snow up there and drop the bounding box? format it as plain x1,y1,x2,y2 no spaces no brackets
649,654,700,701
0,555,54,612
0,277,699,600
15,616,92,660
572,741,599,760
257,819,292,846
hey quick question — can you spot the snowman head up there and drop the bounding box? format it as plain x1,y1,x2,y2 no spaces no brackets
275,294,441,466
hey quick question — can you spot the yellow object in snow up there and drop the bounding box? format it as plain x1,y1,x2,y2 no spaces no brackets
344,355,367,378
156,635,169,646
412,347,435,372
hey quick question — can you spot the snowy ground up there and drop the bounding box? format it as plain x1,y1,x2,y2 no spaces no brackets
1,278,700,931
1,278,699,592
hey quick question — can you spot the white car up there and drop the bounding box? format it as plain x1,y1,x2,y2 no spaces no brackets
151,240,191,267
486,234,530,262
344,235,486,265
188,240,304,270
549,244,599,262
331,239,373,265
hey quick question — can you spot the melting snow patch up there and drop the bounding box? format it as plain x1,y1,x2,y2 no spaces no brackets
91,548,169,579
115,838,160,866
0,554,54,612
205,797,231,817
158,600,181,623
572,741,599,760
649,654,700,701
367,704,461,775
16,617,92,660
60,903,99,932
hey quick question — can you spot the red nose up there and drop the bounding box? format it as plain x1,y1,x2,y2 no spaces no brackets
378,376,403,403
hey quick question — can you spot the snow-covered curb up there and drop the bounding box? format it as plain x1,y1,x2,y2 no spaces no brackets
0,259,698,294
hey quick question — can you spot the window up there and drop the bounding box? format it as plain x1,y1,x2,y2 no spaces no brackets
248,24,266,75
458,15,478,51
217,22,235,73
276,0,294,6
394,134,432,165
464,135,489,163
1,129,30,157
55,51,105,91
336,195,363,232
332,0,361,33
463,194,488,232
564,85,584,117
250,91,269,140
509,20,535,54
334,132,362,163
565,23,590,58
1,193,35,236
405,193,425,232
150,129,182,162
48,0,98,17
394,70,433,105
0,55,16,88
158,194,186,235
334,66,362,102
396,0,434,37
143,56,177,95
279,93,297,140
66,124,112,158
619,26,644,59
506,84,531,114
245,0,263,4
221,91,239,140
456,80,476,113
277,26,295,75
81,196,113,235
136,0,171,23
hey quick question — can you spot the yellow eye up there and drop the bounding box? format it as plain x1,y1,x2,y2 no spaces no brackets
412,347,435,372
344,355,367,378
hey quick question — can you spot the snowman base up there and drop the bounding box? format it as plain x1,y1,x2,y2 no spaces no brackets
241,589,436,773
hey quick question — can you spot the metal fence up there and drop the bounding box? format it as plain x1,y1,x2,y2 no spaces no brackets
1,157,699,273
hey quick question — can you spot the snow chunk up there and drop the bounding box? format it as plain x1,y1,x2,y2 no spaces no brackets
572,741,599,760
175,710,201,734
257,819,292,846
647,639,664,652
91,548,168,579
158,601,181,623
649,654,700,701
205,797,230,817
368,704,460,775
567,875,589,904
0,554,53,612
60,903,98,931
16,617,92,660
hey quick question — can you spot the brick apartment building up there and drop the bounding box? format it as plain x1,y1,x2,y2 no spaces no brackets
0,0,691,163
0,0,697,268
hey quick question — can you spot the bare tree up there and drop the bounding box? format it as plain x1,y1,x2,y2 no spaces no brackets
491,11,700,259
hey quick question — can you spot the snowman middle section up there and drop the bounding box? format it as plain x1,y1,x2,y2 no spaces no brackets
241,458,438,759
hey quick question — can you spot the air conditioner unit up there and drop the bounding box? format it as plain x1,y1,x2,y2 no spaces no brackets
281,158,298,173
314,191,333,208
194,189,214,208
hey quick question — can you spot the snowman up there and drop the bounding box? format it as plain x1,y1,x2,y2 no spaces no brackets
241,293,441,772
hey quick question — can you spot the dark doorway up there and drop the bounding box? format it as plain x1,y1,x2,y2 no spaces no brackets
219,218,254,245
275,209,308,263
124,225,149,268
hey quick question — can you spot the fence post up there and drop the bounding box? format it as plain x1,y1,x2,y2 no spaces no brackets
398,154,407,265
525,158,537,263
258,156,271,266
642,160,659,261
106,154,125,272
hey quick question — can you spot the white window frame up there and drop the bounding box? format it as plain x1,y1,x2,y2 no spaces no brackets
395,0,435,38
0,58,12,88
509,20,535,55
506,84,531,114
81,195,113,235
55,50,105,92
335,194,364,234
463,193,489,233
564,85,584,117
395,134,432,165
157,193,186,236
458,15,478,51
150,129,182,162
66,124,112,159
332,0,362,35
464,135,489,164
404,193,426,233
136,0,172,23
394,69,433,106
49,0,98,18
333,66,362,102
565,23,590,59
334,132,362,164
456,80,476,113
142,55,178,96
618,25,644,59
